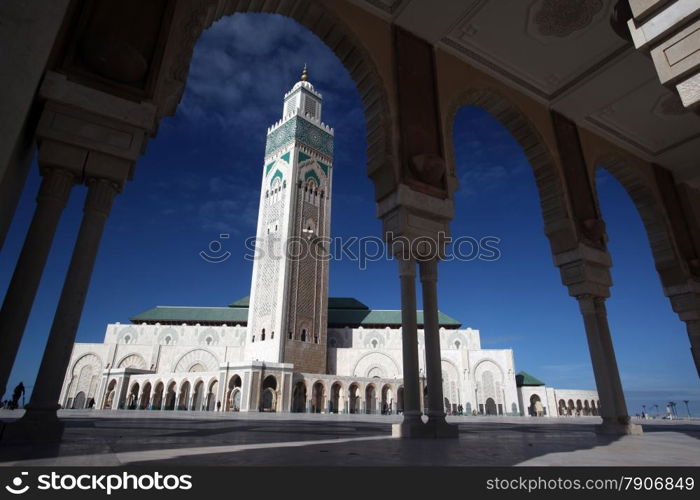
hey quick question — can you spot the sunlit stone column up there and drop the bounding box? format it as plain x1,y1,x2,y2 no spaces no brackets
577,294,641,435
0,167,75,400
419,258,457,437
20,178,119,429
392,256,427,437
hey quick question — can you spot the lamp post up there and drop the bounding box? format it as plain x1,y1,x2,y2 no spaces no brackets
653,404,659,418
683,400,691,418
642,404,646,419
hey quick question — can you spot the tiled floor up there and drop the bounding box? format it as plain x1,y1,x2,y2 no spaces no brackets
0,410,698,466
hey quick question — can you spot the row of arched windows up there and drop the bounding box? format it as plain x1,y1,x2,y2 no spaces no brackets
251,328,275,343
288,328,319,344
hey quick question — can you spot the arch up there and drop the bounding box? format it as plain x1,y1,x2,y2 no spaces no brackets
594,156,687,289
207,379,219,411
485,397,497,416
558,399,567,416
348,382,361,414
292,380,307,413
117,353,147,370
230,388,241,412
397,386,404,414
381,384,393,414
164,381,177,410
351,351,400,379
72,391,86,409
139,382,152,410
446,89,573,249
364,384,377,414
127,382,140,409
103,379,117,409
157,5,396,200
312,381,325,413
529,393,543,417
152,382,164,410
177,381,191,410
193,380,205,411
330,381,343,414
173,349,219,373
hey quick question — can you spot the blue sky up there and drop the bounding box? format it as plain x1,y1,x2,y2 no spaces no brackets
1,13,697,415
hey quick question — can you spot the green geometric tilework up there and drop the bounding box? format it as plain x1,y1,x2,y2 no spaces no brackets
265,116,333,158
317,161,329,176
298,151,312,163
270,169,283,186
280,152,291,163
265,161,275,176
304,169,321,186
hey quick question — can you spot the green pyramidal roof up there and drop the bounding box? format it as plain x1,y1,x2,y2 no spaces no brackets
130,296,462,328
515,371,546,387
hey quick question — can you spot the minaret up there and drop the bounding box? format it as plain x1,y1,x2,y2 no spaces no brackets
246,67,334,373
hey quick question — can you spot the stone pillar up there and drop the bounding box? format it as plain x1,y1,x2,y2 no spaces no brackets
392,257,428,437
419,258,457,437
577,295,641,434
12,178,118,438
0,167,75,400
666,282,700,377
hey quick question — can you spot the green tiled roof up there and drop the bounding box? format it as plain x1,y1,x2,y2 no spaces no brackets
130,296,462,328
515,371,545,387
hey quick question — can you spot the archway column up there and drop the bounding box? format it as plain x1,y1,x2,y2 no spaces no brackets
0,166,76,400
18,178,119,427
665,280,700,377
419,258,458,437
391,256,426,436
555,245,642,435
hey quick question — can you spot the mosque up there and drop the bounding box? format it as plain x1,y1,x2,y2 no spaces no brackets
58,69,598,419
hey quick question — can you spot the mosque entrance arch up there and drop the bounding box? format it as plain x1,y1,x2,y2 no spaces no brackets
73,391,86,409
485,397,497,415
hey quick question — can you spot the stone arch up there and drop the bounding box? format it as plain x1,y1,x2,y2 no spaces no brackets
351,351,400,378
155,2,397,201
117,353,147,370
173,349,219,373
445,89,575,251
594,155,688,289
68,353,102,404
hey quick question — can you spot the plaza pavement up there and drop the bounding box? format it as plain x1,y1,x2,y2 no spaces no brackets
0,410,698,466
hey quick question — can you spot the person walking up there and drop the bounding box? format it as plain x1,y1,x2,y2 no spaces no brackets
11,382,25,409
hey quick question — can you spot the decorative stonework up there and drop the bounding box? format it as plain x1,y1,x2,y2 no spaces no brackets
533,0,604,38
265,116,334,159
117,353,147,369
173,349,219,373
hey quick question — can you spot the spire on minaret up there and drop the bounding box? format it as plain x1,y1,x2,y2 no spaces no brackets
301,64,308,82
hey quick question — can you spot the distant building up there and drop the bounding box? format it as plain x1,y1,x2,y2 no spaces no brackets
59,71,597,417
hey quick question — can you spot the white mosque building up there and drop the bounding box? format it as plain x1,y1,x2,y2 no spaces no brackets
59,69,598,418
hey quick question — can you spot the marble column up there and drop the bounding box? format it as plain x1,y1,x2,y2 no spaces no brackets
21,178,118,429
0,168,74,400
577,294,642,434
419,258,457,437
392,257,428,437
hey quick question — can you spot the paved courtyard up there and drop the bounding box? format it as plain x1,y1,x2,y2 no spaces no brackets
0,410,698,466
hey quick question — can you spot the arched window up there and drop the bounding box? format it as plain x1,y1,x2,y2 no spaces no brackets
205,336,213,346
261,329,266,341
314,335,319,344
371,339,378,349
454,340,461,349
301,329,307,342
252,335,255,343
288,331,293,340
164,336,171,345
271,331,274,339
124,335,131,344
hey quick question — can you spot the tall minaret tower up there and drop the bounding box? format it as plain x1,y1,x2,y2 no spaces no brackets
246,66,334,373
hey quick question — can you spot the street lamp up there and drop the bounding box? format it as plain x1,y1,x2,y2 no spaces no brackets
642,404,646,419
683,400,691,418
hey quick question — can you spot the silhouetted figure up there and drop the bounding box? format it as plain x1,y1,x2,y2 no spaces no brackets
11,382,25,409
